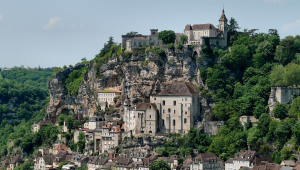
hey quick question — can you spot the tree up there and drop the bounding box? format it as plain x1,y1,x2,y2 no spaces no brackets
257,113,271,137
274,103,288,120
179,34,188,44
253,104,266,119
283,63,300,87
270,65,285,86
126,31,141,36
158,30,176,44
227,17,240,45
150,160,171,170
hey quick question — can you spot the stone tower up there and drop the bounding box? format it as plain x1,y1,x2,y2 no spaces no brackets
219,8,228,46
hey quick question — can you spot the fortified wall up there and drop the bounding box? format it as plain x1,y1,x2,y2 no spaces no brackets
268,87,300,116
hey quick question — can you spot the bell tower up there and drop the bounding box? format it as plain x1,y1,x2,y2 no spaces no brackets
219,8,228,46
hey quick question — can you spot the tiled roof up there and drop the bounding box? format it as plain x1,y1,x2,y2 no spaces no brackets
185,25,192,30
158,82,198,96
38,120,53,126
42,155,55,163
34,151,42,158
132,37,149,40
194,153,222,163
96,158,108,165
253,155,273,166
10,154,24,164
55,151,67,158
79,157,89,163
65,155,72,162
53,144,67,152
225,158,234,163
88,156,99,164
136,103,150,111
233,150,256,161
114,156,132,165
157,155,180,163
252,163,282,170
182,159,192,168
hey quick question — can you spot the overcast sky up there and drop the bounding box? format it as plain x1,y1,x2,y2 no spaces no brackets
0,0,299,68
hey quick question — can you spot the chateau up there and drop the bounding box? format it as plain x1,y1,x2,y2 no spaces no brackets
121,9,228,53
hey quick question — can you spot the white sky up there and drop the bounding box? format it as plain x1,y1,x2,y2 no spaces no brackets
0,0,299,68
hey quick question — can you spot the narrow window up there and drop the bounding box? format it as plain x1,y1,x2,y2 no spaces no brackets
173,101,176,106
150,115,152,118
162,120,165,126
168,108,171,113
173,120,175,126
174,110,175,114
163,100,165,106
184,118,187,124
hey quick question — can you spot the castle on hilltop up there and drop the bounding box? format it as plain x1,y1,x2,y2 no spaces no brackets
121,9,228,53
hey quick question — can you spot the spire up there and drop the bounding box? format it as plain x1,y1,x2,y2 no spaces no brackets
219,7,227,21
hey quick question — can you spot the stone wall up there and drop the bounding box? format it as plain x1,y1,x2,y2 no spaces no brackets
202,121,224,135
268,87,300,116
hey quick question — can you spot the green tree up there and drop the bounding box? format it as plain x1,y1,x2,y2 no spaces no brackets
274,103,288,120
283,63,300,87
158,30,176,44
150,160,171,170
179,34,188,44
227,17,240,45
257,113,271,137
270,65,285,86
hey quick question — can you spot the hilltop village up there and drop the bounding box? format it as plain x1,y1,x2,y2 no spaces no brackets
2,8,300,170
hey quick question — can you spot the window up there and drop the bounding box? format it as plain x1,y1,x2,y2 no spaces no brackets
173,101,176,106
185,98,187,101
185,103,187,107
168,108,171,113
149,122,151,125
184,118,187,123
162,120,165,126
134,42,136,46
163,110,165,113
150,115,152,118
173,120,175,126
174,110,175,114
185,111,187,114
163,100,165,106
154,98,156,100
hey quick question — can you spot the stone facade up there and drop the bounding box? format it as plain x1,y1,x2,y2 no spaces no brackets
98,87,121,109
124,81,200,136
268,87,300,116
122,29,163,51
202,121,225,135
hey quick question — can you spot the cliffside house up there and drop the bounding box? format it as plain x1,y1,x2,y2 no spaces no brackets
98,88,122,110
34,155,55,170
53,144,67,155
190,153,223,170
8,154,24,170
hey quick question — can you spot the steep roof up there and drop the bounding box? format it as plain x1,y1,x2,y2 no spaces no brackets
194,153,222,163
157,82,198,96
42,155,55,163
53,144,67,152
114,156,132,165
219,9,228,21
225,158,234,163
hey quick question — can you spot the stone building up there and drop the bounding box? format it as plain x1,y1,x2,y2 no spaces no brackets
124,81,200,136
150,81,201,134
98,87,122,110
184,9,228,48
190,153,223,170
121,29,163,51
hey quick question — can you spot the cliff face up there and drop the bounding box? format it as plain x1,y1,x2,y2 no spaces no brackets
47,50,205,120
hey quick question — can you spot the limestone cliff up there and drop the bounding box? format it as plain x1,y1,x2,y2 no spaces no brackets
47,49,211,121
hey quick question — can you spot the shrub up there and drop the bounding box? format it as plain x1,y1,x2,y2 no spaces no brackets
65,67,88,96
168,43,175,51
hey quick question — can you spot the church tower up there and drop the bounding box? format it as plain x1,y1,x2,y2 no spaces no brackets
219,8,228,46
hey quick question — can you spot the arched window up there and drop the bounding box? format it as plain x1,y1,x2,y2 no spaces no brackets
173,120,175,126
168,108,171,113
150,115,152,118
184,118,187,124
173,101,176,106
163,100,165,106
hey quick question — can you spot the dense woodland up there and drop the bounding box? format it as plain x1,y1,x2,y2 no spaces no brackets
1,17,300,169
0,69,53,159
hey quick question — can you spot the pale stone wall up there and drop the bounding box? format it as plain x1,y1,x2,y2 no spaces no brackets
190,161,223,170
233,160,251,170
98,92,117,105
151,95,196,134
202,121,224,135
225,163,234,170
268,87,300,116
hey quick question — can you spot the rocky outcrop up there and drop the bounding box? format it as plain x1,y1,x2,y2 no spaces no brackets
47,49,212,121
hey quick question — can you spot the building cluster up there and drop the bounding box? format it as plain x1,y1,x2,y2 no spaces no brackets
121,9,228,52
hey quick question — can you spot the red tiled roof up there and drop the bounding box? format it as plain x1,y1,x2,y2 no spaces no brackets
184,25,192,30
158,82,198,96
121,124,125,130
